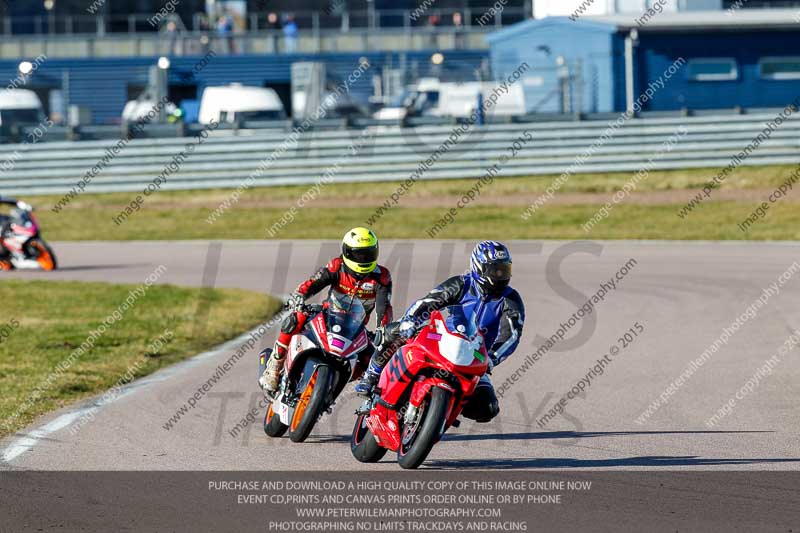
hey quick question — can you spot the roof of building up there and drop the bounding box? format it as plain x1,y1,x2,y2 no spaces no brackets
487,9,800,43
586,8,800,31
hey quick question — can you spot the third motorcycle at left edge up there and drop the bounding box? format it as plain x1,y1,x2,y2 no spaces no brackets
0,200,57,271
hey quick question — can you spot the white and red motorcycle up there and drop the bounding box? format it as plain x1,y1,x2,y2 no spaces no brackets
260,291,372,443
0,201,57,271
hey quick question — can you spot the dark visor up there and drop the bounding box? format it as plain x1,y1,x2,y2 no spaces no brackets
345,245,378,264
485,262,512,282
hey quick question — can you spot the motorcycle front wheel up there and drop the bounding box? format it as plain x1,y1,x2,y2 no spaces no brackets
264,401,288,438
397,387,451,469
288,364,333,443
350,412,387,463
27,239,57,271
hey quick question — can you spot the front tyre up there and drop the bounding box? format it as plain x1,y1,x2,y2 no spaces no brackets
26,239,57,271
288,365,333,443
351,413,387,463
397,387,451,469
264,402,288,438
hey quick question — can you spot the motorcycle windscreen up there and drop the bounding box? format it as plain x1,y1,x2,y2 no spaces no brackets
9,208,36,235
433,306,483,366
326,291,367,352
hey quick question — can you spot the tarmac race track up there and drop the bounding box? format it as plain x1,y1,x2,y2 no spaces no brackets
3,240,800,471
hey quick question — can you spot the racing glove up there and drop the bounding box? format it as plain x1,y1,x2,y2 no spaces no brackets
286,292,305,313
398,320,416,340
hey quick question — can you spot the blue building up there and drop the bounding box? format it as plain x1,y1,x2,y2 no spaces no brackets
487,9,800,114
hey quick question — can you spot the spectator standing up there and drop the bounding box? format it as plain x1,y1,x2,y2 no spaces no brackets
266,11,281,52
283,14,298,54
197,13,212,54
164,20,181,55
266,12,281,30
426,14,439,48
452,12,465,49
217,13,236,54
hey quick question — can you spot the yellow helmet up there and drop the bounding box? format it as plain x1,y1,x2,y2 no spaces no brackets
341,227,379,275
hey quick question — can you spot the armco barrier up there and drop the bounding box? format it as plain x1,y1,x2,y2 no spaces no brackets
1,113,799,197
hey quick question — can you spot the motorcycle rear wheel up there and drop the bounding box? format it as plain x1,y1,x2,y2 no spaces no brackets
397,387,451,469
350,413,387,463
288,364,333,443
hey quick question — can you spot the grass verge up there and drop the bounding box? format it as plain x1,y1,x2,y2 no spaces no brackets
33,201,800,241
25,164,800,241
0,280,282,439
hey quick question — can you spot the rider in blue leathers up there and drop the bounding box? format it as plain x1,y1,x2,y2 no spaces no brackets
356,241,525,422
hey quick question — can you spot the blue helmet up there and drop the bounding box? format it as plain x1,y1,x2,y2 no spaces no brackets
470,241,512,298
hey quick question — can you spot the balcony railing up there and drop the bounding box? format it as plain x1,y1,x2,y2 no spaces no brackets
0,7,528,36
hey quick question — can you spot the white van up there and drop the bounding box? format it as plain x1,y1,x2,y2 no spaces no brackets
373,78,441,120
198,84,286,124
0,89,45,128
374,78,528,120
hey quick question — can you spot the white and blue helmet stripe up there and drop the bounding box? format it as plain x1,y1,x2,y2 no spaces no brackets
470,240,511,284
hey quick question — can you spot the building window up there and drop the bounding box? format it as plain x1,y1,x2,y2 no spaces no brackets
686,58,738,81
759,57,800,80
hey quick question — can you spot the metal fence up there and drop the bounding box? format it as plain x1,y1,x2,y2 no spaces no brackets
1,113,798,197
0,26,492,59
0,7,528,36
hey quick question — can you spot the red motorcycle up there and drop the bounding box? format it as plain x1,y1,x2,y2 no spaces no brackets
0,201,57,271
351,306,488,469
262,291,371,443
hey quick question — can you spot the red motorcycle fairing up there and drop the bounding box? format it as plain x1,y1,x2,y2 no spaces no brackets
377,324,484,408
365,311,489,452
365,402,401,451
409,377,456,409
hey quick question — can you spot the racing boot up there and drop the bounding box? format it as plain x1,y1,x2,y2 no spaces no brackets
259,345,286,393
354,362,383,398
